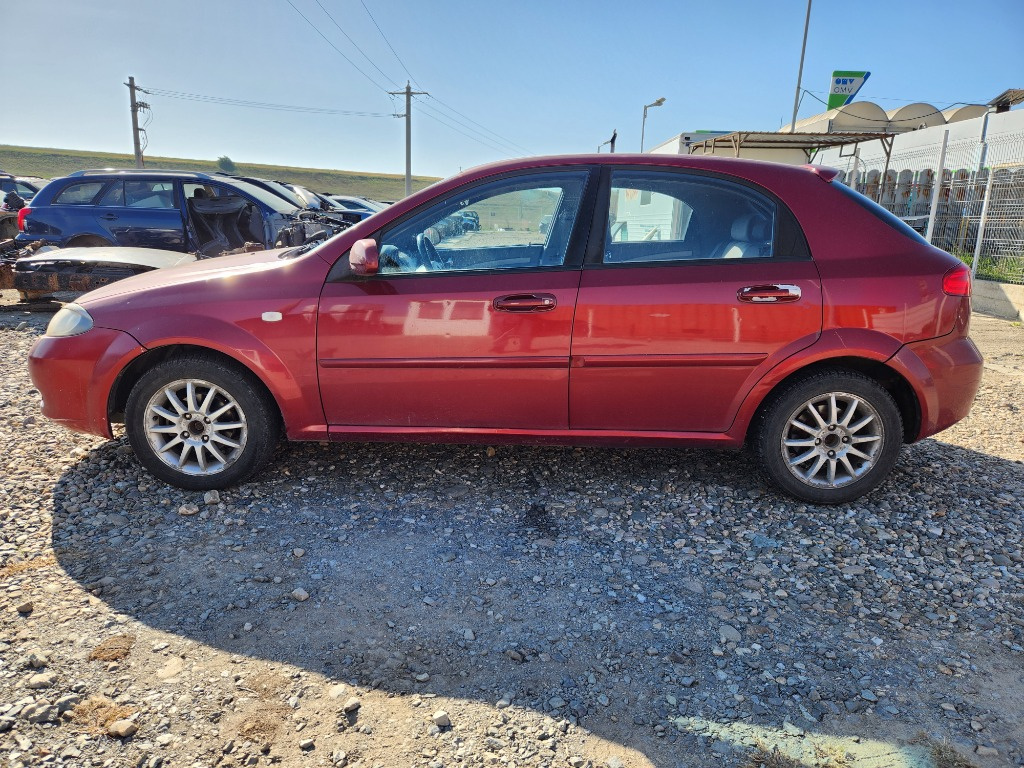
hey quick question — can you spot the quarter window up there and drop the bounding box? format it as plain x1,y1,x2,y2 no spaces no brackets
376,171,589,274
605,170,776,263
53,181,106,205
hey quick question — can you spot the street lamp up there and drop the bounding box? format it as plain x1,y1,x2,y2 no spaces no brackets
640,97,666,153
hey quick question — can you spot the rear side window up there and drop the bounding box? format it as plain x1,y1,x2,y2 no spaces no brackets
604,170,777,263
125,180,177,209
833,181,928,244
53,181,106,205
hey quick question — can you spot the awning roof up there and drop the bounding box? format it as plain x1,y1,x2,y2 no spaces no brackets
685,131,896,160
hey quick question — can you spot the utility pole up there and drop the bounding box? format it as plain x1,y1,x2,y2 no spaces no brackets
788,0,812,133
388,81,428,198
125,76,148,168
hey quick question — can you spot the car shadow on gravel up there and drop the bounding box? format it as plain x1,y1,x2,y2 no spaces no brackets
48,436,1024,767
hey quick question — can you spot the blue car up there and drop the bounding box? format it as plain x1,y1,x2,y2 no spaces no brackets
17,169,332,256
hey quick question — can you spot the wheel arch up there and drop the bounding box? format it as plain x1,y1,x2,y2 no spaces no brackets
108,344,283,430
745,356,920,444
67,234,114,247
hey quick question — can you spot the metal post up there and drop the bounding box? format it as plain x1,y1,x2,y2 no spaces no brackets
850,147,861,190
971,168,995,281
388,81,428,198
126,76,144,168
641,105,649,153
925,129,949,243
789,0,812,133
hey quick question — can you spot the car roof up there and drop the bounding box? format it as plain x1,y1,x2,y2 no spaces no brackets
65,169,235,181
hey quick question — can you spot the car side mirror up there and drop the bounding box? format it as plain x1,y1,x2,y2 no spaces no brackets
349,239,379,276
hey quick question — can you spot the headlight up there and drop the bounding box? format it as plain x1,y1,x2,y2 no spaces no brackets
45,303,94,337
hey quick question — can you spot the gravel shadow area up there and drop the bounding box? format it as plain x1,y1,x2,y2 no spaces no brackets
1,308,1021,768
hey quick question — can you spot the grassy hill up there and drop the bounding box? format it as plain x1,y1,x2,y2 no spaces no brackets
0,144,440,200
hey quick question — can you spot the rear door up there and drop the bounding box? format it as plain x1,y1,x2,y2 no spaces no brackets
570,167,822,433
317,168,595,430
94,179,186,250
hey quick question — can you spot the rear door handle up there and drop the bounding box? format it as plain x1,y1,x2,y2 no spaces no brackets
100,213,119,221
737,284,801,303
493,293,557,312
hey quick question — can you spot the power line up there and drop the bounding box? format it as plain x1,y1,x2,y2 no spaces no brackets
414,97,524,156
426,95,532,155
144,87,392,117
357,0,532,155
804,88,984,107
417,109,514,157
312,0,401,89
800,89,955,123
359,0,420,89
283,0,391,93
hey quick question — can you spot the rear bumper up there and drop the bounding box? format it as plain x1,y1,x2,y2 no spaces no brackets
890,334,984,441
28,327,146,439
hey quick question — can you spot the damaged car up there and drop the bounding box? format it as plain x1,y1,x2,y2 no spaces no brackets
5,169,351,297
16,169,344,255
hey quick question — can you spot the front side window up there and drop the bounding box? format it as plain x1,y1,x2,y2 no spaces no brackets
376,171,588,274
53,181,106,205
604,170,776,263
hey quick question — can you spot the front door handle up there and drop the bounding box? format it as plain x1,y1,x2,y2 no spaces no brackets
737,284,801,303
493,293,557,312
100,213,119,221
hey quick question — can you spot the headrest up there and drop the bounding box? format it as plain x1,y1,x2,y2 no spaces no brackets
730,214,769,242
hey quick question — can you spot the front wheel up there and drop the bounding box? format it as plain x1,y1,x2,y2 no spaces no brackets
754,371,903,504
125,356,280,491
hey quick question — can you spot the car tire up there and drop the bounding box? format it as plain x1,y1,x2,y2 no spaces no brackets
754,370,903,505
125,355,280,491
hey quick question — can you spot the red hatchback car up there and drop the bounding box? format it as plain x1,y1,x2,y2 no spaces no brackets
29,154,982,503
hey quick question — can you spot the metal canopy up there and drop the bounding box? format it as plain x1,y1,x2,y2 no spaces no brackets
988,88,1024,109
685,130,896,163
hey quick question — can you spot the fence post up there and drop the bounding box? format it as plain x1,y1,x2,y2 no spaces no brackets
971,168,995,281
925,129,949,243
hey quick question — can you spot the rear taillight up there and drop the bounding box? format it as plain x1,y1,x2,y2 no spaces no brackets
17,207,31,232
942,264,971,297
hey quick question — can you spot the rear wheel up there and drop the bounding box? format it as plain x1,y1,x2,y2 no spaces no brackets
125,356,280,490
755,371,903,504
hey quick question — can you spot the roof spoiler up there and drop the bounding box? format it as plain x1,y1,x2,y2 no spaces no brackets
803,165,840,182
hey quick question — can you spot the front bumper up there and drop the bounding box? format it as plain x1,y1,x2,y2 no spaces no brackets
28,327,146,439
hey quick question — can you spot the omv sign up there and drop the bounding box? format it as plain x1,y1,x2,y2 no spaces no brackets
827,71,871,109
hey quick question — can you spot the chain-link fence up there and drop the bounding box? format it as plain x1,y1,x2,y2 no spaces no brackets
832,131,1024,285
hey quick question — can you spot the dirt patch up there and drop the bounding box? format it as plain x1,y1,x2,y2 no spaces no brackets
236,705,290,747
88,634,135,662
242,670,291,699
0,554,56,580
71,696,136,735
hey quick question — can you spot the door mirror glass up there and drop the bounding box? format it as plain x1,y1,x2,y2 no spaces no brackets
350,239,379,276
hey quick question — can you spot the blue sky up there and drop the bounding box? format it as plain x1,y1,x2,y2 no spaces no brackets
6,0,1023,178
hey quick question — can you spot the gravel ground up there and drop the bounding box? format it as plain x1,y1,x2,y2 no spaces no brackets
1,295,1022,768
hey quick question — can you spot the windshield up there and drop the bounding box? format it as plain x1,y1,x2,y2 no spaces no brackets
221,178,300,215
247,178,306,208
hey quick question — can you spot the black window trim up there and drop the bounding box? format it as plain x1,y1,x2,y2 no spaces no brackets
584,164,812,269
328,165,602,282
51,179,112,207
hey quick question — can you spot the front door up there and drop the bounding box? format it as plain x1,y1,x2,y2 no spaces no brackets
570,168,823,433
317,168,594,430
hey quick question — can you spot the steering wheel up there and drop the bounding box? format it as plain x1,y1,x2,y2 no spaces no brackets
416,233,439,270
